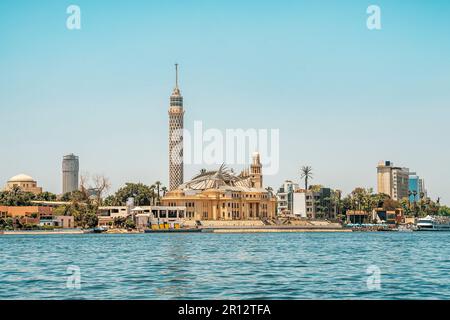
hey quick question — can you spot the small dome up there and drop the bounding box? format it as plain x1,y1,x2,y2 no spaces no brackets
8,174,35,182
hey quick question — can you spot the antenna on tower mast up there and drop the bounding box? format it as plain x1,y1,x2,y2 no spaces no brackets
175,63,179,89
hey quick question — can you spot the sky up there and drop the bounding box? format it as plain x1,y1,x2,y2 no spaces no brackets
0,0,449,203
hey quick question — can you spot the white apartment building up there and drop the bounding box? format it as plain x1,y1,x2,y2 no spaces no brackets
276,180,299,215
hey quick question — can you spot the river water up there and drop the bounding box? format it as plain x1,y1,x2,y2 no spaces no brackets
1,232,449,299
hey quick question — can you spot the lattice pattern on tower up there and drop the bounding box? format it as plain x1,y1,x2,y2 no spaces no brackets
168,64,184,191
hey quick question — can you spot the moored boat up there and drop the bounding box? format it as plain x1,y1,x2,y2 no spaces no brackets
93,227,107,233
417,215,450,231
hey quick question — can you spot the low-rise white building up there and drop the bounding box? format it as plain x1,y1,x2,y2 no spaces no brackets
276,180,299,215
293,192,307,218
292,187,339,220
97,205,187,229
135,206,186,229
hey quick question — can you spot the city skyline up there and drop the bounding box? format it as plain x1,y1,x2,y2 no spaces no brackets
1,1,450,203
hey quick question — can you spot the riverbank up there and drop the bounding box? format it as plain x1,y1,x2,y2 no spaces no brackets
3,222,405,235
0,226,350,234
205,227,352,233
0,229,85,235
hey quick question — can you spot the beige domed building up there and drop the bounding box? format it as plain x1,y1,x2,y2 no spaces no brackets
161,153,276,221
4,174,42,195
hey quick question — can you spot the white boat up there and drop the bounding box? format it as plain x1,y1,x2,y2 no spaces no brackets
416,215,450,231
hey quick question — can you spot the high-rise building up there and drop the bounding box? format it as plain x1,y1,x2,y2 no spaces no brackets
168,64,184,191
377,161,409,201
408,172,427,202
62,154,79,194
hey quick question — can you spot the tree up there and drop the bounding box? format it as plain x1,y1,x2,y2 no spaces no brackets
103,195,119,206
331,190,343,219
113,216,127,228
300,166,313,190
107,183,156,206
309,185,323,193
84,212,99,228
125,219,136,230
79,173,90,201
54,172,110,229
77,173,110,205
161,186,168,197
149,184,156,205
0,219,7,230
60,190,85,202
373,193,390,208
0,187,34,206
342,188,384,222
154,181,162,205
68,203,98,228
400,198,413,216
411,190,417,202
92,174,111,205
382,198,400,211
438,206,450,216
34,191,57,201
53,205,71,216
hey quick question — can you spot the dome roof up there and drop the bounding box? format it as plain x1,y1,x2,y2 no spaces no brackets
178,164,256,191
8,173,35,182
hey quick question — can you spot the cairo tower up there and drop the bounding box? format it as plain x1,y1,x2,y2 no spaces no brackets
168,64,184,190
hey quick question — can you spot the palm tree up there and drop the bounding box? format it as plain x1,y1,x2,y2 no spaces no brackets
161,186,168,197
413,190,418,203
300,166,313,190
154,181,162,205
330,191,342,219
149,184,156,205
408,191,413,210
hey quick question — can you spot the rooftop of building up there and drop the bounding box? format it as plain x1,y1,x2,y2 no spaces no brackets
63,154,79,159
8,174,36,183
175,163,266,193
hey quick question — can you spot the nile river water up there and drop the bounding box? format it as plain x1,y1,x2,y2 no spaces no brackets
1,232,450,299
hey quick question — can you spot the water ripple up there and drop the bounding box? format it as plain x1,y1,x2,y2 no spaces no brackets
1,232,450,299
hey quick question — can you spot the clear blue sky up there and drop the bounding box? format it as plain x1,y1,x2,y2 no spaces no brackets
1,0,449,203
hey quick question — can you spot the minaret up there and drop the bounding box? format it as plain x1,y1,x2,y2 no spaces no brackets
250,152,263,188
168,64,184,190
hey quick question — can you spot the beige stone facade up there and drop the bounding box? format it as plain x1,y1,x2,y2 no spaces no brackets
163,188,276,221
162,153,276,221
377,161,409,201
4,174,42,195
